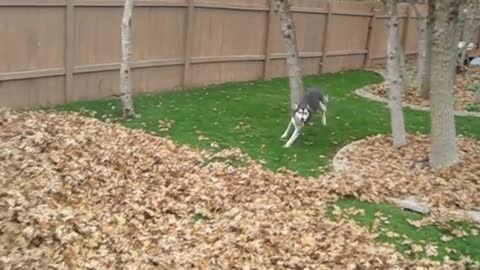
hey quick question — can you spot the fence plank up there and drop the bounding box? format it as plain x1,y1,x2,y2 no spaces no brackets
263,0,275,80
65,0,75,103
364,7,377,67
0,69,65,81
183,0,194,86
75,0,186,7
0,0,65,6
320,1,332,73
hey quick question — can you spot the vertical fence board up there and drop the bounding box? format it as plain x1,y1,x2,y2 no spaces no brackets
320,0,332,73
263,0,275,80
65,0,75,102
364,8,376,67
183,0,194,86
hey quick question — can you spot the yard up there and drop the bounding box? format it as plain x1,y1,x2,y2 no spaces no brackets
1,70,479,268
56,70,480,175
54,70,480,264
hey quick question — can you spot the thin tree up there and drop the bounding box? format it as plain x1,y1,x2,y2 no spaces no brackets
429,0,465,169
395,10,409,91
419,0,434,99
385,0,407,147
119,0,136,118
276,0,305,109
410,2,427,85
458,0,480,71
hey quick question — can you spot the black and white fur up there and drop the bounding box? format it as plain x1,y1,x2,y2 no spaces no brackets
281,87,329,148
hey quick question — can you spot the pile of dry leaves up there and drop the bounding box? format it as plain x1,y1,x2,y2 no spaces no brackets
1,109,475,269
327,134,480,212
367,67,480,111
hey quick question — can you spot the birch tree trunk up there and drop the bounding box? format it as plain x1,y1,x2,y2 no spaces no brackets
276,0,305,109
429,0,464,169
411,3,427,85
386,0,407,147
420,0,434,99
119,0,136,118
397,33,409,91
459,1,480,70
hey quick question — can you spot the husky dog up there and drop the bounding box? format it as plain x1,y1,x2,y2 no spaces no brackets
281,87,329,148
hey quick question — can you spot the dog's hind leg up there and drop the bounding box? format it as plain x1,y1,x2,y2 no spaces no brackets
281,118,294,140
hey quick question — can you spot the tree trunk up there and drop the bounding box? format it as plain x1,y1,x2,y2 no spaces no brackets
429,0,464,169
411,3,427,85
459,0,479,70
276,0,305,109
397,34,409,91
119,0,136,118
419,0,434,99
386,0,407,147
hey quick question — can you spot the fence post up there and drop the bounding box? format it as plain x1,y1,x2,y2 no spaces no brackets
364,7,377,67
65,0,75,103
183,0,195,87
402,4,411,57
320,0,332,73
263,0,275,80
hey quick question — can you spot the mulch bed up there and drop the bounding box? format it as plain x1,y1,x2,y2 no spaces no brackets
366,67,480,112
326,134,480,213
0,109,476,269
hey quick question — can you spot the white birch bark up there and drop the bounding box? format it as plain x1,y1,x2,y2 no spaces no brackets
276,0,305,109
119,0,136,118
420,0,434,99
386,0,407,147
411,3,427,85
429,0,464,169
459,1,479,70
397,33,409,91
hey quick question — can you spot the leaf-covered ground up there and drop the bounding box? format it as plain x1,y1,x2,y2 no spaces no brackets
367,66,480,112
1,109,478,269
3,70,476,267
329,133,480,212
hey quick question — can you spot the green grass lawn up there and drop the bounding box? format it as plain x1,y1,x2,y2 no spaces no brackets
52,69,480,263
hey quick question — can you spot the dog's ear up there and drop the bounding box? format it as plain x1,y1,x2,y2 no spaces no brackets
294,103,299,110
307,104,312,111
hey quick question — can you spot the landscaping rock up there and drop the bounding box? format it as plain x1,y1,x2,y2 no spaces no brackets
468,211,480,223
386,196,431,214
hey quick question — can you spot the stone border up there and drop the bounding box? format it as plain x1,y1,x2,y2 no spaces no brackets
332,138,480,224
361,69,480,118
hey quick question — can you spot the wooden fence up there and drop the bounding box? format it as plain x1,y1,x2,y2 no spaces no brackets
0,0,440,109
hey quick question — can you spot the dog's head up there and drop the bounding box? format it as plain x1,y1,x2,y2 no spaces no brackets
293,105,311,123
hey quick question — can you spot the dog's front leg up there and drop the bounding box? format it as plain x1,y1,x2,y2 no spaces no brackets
319,101,327,126
283,125,303,148
281,118,294,140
